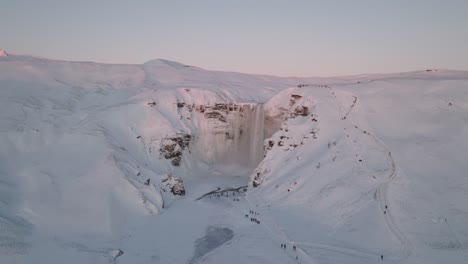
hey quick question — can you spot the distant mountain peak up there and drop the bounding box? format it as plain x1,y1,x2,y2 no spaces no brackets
143,59,191,68
0,49,8,57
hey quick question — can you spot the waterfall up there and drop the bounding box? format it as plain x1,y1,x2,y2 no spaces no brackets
250,104,265,167
234,103,265,168
193,103,266,169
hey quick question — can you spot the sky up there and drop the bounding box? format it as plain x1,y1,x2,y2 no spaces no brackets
1,0,468,77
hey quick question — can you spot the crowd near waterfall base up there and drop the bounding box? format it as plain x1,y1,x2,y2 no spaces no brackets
1,51,467,264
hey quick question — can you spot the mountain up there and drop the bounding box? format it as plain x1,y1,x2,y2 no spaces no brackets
0,51,467,264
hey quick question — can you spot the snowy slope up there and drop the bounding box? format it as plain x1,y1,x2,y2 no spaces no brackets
250,78,468,264
1,52,467,264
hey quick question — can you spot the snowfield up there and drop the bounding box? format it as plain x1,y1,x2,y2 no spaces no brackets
0,52,467,264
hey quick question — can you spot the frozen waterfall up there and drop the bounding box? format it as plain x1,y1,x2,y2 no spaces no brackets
194,103,266,169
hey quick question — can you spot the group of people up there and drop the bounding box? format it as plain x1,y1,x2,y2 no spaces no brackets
250,217,260,224
280,244,297,250
207,190,245,200
280,244,299,261
247,210,260,224
250,210,259,215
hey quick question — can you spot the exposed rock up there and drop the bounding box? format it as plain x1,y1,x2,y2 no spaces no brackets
268,140,275,148
290,94,303,106
195,102,244,116
175,134,191,149
291,106,309,117
159,133,191,166
161,174,185,196
160,140,179,159
252,173,263,188
252,172,261,188
212,103,228,111
171,156,181,166
196,105,206,113
204,111,227,122
171,181,185,195
228,104,240,111
291,94,302,100
177,101,185,108
264,139,275,153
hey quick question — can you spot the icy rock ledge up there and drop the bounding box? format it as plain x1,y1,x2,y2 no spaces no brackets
161,174,186,196
159,134,191,166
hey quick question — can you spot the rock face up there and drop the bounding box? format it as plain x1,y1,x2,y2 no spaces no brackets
0,49,7,57
252,172,261,187
161,174,186,196
204,111,227,122
252,87,316,187
291,106,309,117
159,134,191,166
153,99,270,169
198,103,244,123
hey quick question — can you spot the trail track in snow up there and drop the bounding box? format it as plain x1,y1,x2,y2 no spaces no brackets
342,95,357,121
242,85,414,263
244,193,316,264
331,86,413,260
241,86,376,263
364,130,413,260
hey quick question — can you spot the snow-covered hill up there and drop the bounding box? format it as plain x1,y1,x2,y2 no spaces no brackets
1,51,467,264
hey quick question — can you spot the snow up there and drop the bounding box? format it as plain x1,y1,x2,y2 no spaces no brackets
0,52,467,263
144,59,193,69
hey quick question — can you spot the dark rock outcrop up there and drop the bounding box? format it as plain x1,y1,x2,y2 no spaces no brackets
159,133,191,166
177,101,185,108
204,111,227,122
161,174,185,196
291,106,309,117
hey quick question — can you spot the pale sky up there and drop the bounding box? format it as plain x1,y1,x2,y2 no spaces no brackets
1,0,468,76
